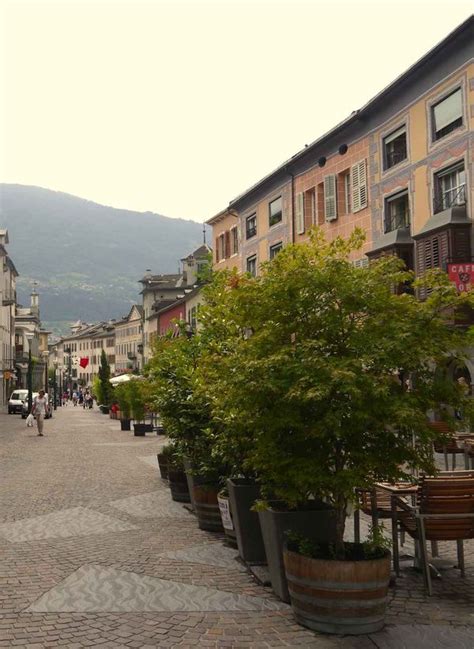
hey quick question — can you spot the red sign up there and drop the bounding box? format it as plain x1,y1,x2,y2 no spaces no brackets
447,263,474,293
79,357,89,369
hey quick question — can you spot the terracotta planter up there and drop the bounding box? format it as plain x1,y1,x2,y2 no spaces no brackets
283,549,391,635
258,501,337,603
157,453,169,480
227,478,266,564
168,469,190,503
217,492,237,548
193,484,224,532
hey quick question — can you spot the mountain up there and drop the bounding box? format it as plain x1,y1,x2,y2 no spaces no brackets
0,184,208,334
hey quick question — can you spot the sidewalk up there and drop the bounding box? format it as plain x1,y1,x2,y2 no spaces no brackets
0,407,472,648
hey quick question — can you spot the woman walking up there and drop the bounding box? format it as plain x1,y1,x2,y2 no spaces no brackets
32,390,50,437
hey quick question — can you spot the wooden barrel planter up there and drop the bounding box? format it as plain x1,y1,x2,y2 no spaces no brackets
157,453,169,480
168,469,191,503
217,491,238,548
283,549,391,635
193,484,224,532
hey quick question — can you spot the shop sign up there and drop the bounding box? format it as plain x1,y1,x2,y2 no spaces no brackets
447,263,474,293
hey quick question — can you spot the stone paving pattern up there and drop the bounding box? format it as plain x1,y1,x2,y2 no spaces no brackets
0,407,473,647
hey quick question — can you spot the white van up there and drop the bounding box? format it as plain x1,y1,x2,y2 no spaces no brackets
8,389,29,414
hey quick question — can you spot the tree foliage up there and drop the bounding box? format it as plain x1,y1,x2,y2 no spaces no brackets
200,228,474,554
98,349,113,406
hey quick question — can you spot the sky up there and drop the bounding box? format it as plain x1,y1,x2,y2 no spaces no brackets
1,0,472,223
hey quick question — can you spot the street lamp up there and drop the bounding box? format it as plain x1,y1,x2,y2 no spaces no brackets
25,331,34,415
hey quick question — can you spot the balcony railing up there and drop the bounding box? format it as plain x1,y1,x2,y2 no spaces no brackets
2,289,15,306
246,225,257,239
434,184,466,214
386,148,407,169
384,213,410,234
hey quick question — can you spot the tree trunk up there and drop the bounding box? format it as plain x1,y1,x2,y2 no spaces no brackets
334,497,347,559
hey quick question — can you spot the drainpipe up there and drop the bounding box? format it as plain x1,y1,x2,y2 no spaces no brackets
286,168,296,244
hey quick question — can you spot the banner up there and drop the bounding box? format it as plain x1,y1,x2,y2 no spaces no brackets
79,357,89,369
447,263,474,293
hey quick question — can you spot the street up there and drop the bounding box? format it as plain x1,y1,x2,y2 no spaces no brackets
0,407,473,648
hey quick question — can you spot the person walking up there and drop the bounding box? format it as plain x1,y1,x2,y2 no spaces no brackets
32,389,50,437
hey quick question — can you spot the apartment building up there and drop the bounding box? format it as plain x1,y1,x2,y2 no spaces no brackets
114,305,143,374
207,208,241,270
208,17,472,284
14,290,46,392
0,229,18,409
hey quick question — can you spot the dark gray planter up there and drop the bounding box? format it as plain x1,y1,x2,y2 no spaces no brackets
258,501,337,603
133,423,146,436
227,478,266,564
120,419,131,431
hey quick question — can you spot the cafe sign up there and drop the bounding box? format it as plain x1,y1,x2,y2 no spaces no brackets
447,263,474,293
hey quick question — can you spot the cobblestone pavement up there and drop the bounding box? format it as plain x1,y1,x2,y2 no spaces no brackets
0,407,473,648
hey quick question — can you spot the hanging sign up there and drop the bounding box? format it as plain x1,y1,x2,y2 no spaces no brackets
79,357,89,369
447,263,474,293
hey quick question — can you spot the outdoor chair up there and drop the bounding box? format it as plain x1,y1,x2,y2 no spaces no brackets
391,473,474,595
354,488,400,543
428,421,466,471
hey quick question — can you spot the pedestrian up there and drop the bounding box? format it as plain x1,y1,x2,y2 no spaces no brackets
31,389,50,437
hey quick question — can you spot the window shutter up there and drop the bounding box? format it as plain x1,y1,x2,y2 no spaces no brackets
452,227,471,261
351,160,368,213
295,192,305,234
324,175,337,221
224,231,231,258
215,237,220,262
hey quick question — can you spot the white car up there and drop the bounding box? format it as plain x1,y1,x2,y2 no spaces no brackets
8,390,28,414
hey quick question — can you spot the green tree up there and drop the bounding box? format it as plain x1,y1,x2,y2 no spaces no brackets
98,349,112,406
206,227,474,556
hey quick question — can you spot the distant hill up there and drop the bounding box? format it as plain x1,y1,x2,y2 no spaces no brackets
0,184,208,334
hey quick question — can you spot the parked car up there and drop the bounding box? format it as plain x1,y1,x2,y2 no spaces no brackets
8,390,28,414
21,393,52,419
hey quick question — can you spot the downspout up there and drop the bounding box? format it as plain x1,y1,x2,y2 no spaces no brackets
286,167,296,244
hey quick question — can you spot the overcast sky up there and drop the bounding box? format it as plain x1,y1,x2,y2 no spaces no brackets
1,0,472,222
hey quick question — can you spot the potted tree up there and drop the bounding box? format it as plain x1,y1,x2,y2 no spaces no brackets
129,380,147,436
97,349,112,414
115,383,132,431
157,443,173,480
147,327,229,530
207,228,474,625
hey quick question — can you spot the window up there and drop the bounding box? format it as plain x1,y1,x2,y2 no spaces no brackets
269,196,282,226
351,160,368,212
384,191,410,233
383,126,407,169
246,254,257,276
231,227,239,255
432,88,462,141
269,242,282,260
305,188,316,226
344,173,351,214
246,214,257,239
189,306,197,330
220,234,226,260
434,163,466,213
295,193,305,234
324,175,337,221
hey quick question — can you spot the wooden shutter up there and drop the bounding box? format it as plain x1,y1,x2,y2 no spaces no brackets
295,192,305,234
324,175,337,221
451,227,471,261
215,237,220,262
351,160,368,213
224,231,231,258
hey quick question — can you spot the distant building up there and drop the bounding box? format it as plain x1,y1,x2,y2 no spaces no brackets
0,229,18,409
114,305,143,374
